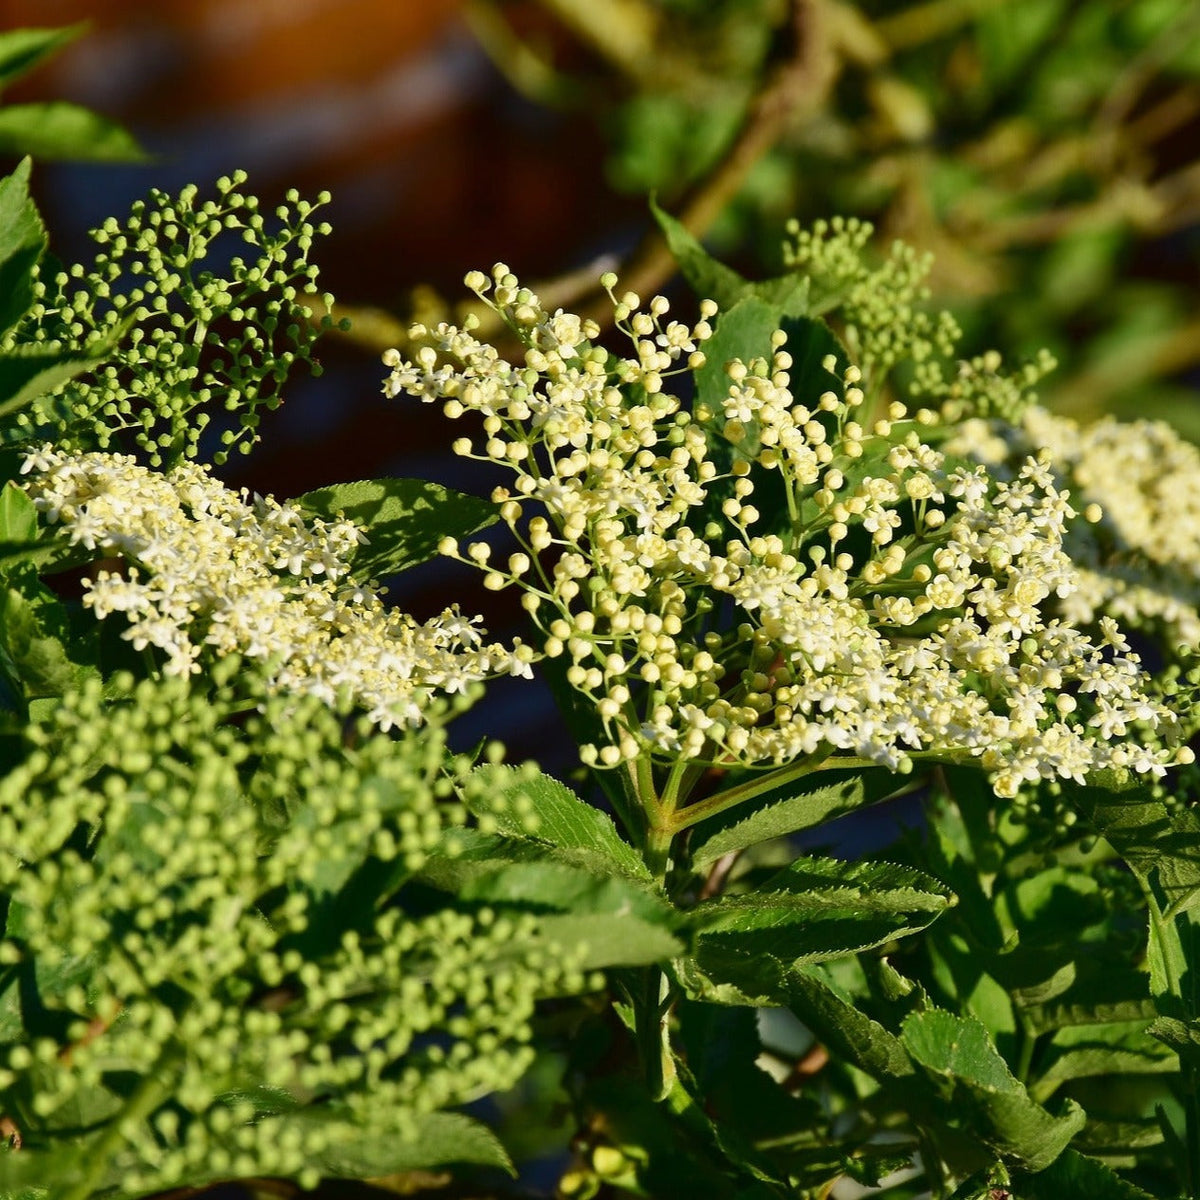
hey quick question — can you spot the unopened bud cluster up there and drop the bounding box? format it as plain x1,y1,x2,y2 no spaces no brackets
2,171,340,467
0,672,586,1192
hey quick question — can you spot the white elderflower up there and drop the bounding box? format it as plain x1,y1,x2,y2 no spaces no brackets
21,446,532,726
949,406,1200,653
383,269,1186,803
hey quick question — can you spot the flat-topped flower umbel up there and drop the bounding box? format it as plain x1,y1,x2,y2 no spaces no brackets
20,447,533,729
383,265,1188,802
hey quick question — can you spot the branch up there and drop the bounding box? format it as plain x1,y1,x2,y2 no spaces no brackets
334,0,839,356
575,0,839,323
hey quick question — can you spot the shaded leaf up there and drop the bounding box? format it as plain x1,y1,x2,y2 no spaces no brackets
675,954,916,1081
0,102,147,163
1075,784,1200,917
0,480,36,544
537,912,682,970
296,476,496,580
0,344,107,421
1034,1021,1176,1098
421,833,682,969
0,25,82,91
0,157,45,337
1148,1014,1200,1068
254,1108,514,1180
777,312,849,409
1014,1148,1155,1200
0,575,96,699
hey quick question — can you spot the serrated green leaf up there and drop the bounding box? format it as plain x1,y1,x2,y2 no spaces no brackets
0,579,97,699
901,1009,1086,1171
469,764,648,878
675,949,917,1082
1075,784,1200,917
1013,1148,1156,1200
0,344,106,421
651,196,749,309
1019,984,1159,1037
694,856,953,969
250,1108,515,1180
1033,1021,1177,1099
1148,1014,1200,1067
296,476,496,580
0,157,45,338
420,833,682,968
0,25,82,91
0,102,147,163
537,912,682,969
1074,1117,1166,1155
688,768,895,871
946,1162,1012,1200
769,963,917,1080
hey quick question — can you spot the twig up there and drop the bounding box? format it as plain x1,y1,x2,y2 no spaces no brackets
698,850,739,900
0,1114,20,1149
1092,3,1200,157
334,0,838,355
533,0,661,84
574,0,839,323
1049,315,1200,419
462,0,577,105
874,0,1005,51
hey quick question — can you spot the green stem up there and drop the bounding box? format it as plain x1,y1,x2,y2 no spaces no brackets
635,966,675,1102
61,1044,182,1200
1014,1016,1036,1085
1187,1068,1200,1200
643,822,674,883
667,751,852,834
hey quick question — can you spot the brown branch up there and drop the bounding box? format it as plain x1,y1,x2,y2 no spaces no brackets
575,0,839,323
697,851,739,900
335,0,840,357
0,1114,20,1149
1050,315,1200,420
874,0,1005,52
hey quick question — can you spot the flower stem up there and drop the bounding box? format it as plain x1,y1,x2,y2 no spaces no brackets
61,1043,182,1200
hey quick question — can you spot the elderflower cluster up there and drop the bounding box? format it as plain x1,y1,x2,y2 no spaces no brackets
382,269,1188,799
949,406,1200,654
19,446,533,729
0,673,587,1194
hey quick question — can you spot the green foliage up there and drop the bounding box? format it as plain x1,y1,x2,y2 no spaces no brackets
0,26,145,164
6,55,1200,1197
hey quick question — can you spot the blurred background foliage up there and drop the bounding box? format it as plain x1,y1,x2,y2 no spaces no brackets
461,0,1200,433
4,0,1198,444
